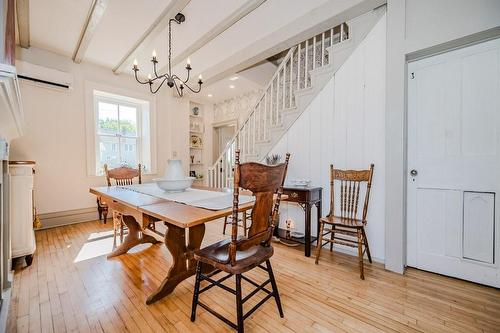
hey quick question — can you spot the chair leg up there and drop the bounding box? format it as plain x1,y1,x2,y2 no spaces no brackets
97,204,102,221
103,208,108,224
235,274,244,333
329,225,335,252
315,222,325,264
362,229,372,263
266,260,284,318
223,216,228,235
191,261,202,322
357,229,364,280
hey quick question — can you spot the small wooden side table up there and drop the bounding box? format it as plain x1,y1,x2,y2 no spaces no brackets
277,185,322,257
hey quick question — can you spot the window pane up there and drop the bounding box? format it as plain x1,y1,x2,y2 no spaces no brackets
98,102,119,135
121,138,139,168
98,135,120,169
120,137,138,167
119,105,137,136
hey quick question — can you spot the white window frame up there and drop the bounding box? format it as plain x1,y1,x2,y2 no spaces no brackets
85,81,157,176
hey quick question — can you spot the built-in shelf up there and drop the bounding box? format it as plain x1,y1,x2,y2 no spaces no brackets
189,101,204,185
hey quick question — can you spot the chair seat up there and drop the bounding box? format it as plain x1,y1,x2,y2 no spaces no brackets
320,215,366,228
194,238,274,275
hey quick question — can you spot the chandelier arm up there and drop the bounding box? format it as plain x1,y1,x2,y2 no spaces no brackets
172,79,184,97
150,76,169,94
182,81,202,93
134,71,151,85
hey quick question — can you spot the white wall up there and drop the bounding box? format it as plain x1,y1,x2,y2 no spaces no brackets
10,47,188,218
385,0,500,272
269,14,386,260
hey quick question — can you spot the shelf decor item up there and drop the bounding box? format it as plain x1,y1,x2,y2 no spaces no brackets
190,135,202,148
192,106,199,116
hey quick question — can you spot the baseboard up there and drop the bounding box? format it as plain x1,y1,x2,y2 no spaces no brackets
38,207,107,229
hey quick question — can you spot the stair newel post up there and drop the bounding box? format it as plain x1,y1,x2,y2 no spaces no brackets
340,23,345,42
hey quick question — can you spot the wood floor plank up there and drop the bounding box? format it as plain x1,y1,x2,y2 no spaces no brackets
7,220,500,333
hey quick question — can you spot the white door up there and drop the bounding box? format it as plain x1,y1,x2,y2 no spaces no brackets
407,38,500,287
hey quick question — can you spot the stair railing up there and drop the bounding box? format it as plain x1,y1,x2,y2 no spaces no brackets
208,23,349,188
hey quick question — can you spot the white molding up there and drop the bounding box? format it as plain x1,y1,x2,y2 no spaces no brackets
84,80,158,176
38,207,103,229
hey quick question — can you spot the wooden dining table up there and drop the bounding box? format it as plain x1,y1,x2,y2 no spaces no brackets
89,185,255,305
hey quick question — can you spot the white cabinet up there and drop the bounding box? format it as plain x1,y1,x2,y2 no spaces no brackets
9,162,35,265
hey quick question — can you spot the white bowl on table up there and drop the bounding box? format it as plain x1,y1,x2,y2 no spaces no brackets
154,177,195,192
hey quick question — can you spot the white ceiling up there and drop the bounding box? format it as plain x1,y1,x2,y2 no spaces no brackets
23,0,381,101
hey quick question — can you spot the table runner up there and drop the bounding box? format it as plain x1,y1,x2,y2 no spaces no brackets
122,183,254,210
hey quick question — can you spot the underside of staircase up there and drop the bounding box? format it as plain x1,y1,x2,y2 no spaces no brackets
208,8,385,188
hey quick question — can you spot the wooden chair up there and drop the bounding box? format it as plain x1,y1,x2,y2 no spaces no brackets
222,211,251,236
191,150,290,333
103,164,144,244
315,164,374,279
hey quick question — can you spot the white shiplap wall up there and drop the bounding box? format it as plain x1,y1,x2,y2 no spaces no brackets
270,14,386,261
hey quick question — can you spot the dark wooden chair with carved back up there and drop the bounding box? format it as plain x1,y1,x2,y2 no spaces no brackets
102,164,147,245
315,164,374,279
191,150,290,333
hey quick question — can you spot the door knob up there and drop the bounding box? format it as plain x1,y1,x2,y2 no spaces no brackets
410,169,418,176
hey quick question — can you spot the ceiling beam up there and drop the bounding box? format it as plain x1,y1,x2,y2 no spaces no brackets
72,0,109,64
16,0,30,48
169,0,267,68
112,0,191,74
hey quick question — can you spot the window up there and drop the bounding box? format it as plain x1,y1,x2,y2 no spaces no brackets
91,90,154,175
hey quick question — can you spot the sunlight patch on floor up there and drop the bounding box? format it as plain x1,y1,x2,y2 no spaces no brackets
74,232,114,263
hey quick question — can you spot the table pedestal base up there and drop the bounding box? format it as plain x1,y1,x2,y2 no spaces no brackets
107,215,160,259
146,223,206,304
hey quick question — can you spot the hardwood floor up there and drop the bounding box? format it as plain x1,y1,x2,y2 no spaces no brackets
7,219,500,333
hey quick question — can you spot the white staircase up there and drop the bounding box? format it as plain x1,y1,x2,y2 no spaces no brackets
208,9,384,188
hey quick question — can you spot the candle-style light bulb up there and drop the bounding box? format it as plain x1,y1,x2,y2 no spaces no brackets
198,74,202,80
152,50,157,58
133,59,138,66
187,58,191,66
198,73,203,84
147,73,152,80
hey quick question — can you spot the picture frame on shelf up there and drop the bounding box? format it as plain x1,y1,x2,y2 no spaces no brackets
190,135,202,148
189,171,197,177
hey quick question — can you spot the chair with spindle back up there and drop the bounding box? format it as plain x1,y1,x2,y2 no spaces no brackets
103,164,143,244
191,150,290,333
315,164,374,279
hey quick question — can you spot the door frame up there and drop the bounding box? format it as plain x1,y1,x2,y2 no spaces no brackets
212,119,238,164
400,31,500,273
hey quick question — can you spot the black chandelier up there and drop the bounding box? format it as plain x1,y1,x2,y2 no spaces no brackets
132,13,202,96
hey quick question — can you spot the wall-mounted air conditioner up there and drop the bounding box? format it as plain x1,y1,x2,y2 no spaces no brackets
15,60,74,90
